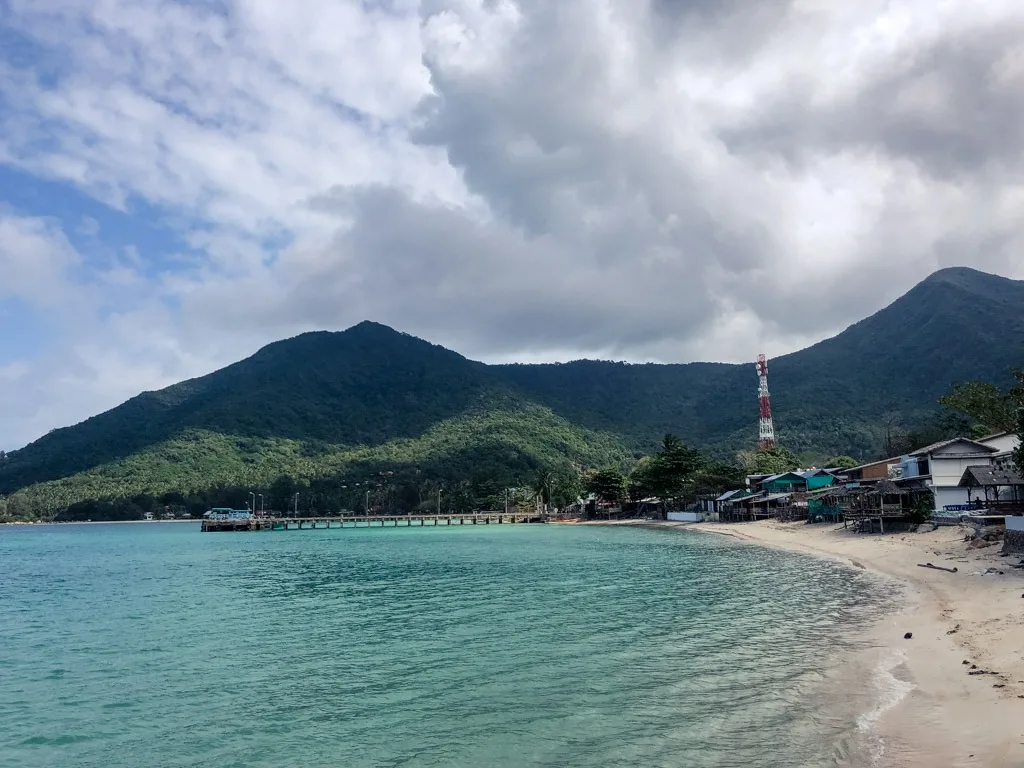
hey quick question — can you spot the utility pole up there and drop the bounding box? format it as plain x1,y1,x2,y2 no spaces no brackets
258,494,264,515
294,493,299,517
438,488,442,515
365,490,370,514
505,488,509,515
249,491,255,515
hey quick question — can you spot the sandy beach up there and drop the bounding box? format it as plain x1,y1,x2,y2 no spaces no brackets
630,519,1024,767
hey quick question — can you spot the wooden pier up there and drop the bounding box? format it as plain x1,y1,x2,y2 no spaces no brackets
201,512,548,532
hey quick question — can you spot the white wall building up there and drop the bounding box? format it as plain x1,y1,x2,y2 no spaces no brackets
977,431,1021,455
899,438,1002,511
667,511,706,523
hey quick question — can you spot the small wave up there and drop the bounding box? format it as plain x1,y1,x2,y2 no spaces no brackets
856,649,914,765
21,734,95,746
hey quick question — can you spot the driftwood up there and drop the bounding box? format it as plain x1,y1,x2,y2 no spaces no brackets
917,562,959,573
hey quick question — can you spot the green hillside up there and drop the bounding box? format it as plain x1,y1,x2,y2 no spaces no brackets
2,266,1022,519
0,322,500,493
3,398,628,518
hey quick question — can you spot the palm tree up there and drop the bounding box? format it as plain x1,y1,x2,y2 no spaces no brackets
533,468,554,512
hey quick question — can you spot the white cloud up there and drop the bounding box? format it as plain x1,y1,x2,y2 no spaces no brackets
0,214,82,310
1,0,1024,450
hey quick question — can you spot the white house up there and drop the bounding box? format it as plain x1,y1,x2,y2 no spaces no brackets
897,438,1002,511
977,431,1021,455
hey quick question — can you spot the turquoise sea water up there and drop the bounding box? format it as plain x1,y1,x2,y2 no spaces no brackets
0,523,893,767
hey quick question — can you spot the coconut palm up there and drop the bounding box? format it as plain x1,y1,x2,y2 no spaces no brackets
533,468,554,510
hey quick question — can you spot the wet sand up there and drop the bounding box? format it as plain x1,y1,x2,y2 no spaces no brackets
637,519,1024,767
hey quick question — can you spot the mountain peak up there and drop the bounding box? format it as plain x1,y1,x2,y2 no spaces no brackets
345,320,400,335
922,266,1015,289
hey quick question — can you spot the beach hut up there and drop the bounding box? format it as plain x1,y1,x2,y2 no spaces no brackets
719,490,759,522
804,485,845,523
841,480,919,533
957,465,1024,518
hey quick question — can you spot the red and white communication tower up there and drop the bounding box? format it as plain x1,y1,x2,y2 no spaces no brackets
755,353,776,450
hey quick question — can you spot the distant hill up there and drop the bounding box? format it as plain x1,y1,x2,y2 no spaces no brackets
2,267,1022,516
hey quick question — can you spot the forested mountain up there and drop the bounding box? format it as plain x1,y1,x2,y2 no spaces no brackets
501,267,1024,456
0,322,503,493
2,267,1022,518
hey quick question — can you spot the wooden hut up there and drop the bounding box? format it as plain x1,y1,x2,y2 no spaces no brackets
957,466,1024,516
841,480,918,533
805,485,846,523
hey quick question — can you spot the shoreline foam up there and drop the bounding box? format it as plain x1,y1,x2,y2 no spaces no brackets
631,519,1024,767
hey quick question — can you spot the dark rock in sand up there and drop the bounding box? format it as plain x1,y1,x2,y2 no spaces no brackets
903,632,913,639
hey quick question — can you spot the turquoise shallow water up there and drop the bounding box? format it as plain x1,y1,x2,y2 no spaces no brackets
0,523,892,767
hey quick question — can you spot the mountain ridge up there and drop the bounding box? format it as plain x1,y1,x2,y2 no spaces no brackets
2,267,1022,513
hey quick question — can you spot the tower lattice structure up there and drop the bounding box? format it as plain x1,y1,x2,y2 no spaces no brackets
755,354,776,450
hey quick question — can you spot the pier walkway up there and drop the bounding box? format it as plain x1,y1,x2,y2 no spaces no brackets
201,512,548,532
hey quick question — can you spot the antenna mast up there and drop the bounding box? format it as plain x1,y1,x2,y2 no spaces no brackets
756,353,776,450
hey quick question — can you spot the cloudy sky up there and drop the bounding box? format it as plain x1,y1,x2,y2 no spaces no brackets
1,0,1023,451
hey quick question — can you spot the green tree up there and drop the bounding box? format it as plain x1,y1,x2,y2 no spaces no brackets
939,370,1024,434
551,469,582,508
532,468,554,507
646,434,705,500
269,474,297,513
737,446,800,475
628,456,657,501
689,462,745,496
587,467,626,503
825,456,860,470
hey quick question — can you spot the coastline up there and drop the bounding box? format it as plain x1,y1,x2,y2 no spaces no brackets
633,519,1024,767
0,519,199,525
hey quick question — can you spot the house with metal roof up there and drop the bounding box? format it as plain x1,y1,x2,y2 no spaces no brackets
845,456,902,483
957,465,1024,515
894,437,1001,511
759,472,807,494
797,468,844,490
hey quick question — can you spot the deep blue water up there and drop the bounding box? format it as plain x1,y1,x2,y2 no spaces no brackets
0,522,892,767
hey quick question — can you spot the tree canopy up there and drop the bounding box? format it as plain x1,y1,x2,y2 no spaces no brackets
938,372,1024,435
737,446,800,475
586,467,626,503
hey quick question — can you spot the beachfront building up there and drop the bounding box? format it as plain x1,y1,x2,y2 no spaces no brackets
716,469,846,523
813,480,922,533
977,431,1021,454
760,472,807,494
846,456,900,484
892,438,1002,512
957,465,1024,514
800,469,844,489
